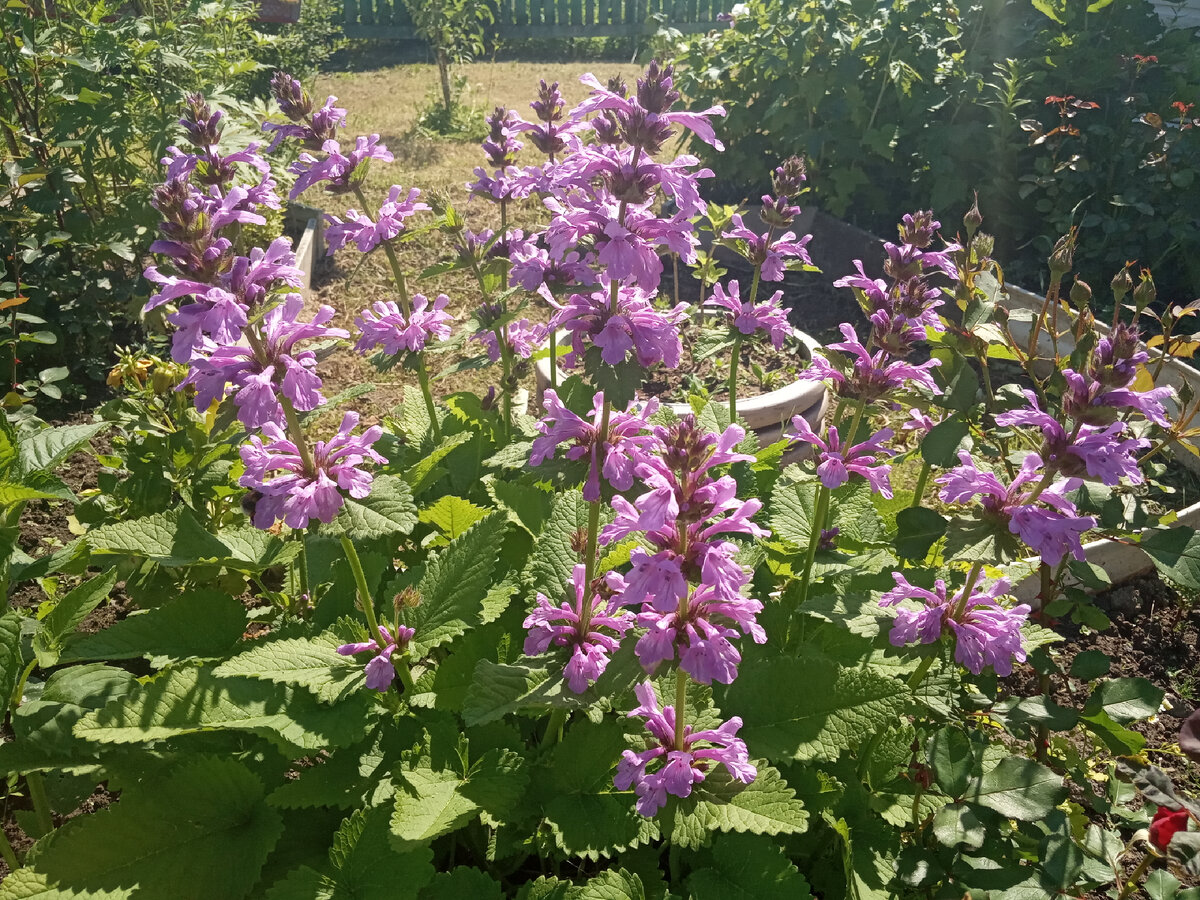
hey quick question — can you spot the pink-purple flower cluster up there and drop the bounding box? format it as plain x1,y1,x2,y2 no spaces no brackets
879,573,1030,676
337,624,416,691
709,280,791,347
785,415,896,497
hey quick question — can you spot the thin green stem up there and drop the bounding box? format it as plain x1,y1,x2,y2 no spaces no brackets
340,533,381,639
727,333,743,422
541,708,568,747
24,772,53,838
578,402,612,634
796,484,831,608
674,669,688,750
910,460,931,508
1116,854,1154,900
0,823,18,871
907,654,937,690
548,330,558,389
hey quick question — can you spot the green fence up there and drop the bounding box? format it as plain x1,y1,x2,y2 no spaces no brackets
343,0,737,40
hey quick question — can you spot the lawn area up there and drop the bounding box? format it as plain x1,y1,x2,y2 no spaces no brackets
303,61,644,422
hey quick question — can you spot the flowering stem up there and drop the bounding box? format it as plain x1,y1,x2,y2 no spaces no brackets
727,333,743,422
548,330,558,389
1116,853,1154,900
907,653,937,690
542,708,567,746
25,771,53,837
796,483,831,609
280,394,317,476
674,669,688,750
578,401,612,634
910,460,931,508
339,533,381,641
950,561,986,623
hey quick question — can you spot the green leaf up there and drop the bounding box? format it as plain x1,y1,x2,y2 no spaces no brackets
1141,526,1200,592
1081,709,1147,755
32,570,119,667
931,802,986,849
266,806,434,900
1070,649,1111,680
727,658,911,761
487,478,552,535
942,512,1022,564
687,832,813,899
920,418,970,467
17,423,103,476
391,747,528,850
62,589,245,666
0,481,71,505
573,869,645,900
419,867,503,900
402,432,472,498
214,620,365,703
0,611,24,708
85,508,229,565
1032,0,1066,21
966,756,1066,821
927,726,976,798
401,514,506,655
335,475,418,541
268,727,398,810
661,763,809,848
768,476,818,548
525,490,592,598
1085,677,1164,723
74,664,369,751
0,417,17,475
0,757,282,900
830,480,886,548
419,495,489,539
215,527,303,573
894,507,948,561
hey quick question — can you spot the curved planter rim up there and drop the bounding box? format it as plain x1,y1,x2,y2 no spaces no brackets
533,323,827,431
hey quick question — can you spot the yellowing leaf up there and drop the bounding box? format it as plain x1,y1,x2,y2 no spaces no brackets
0,296,28,310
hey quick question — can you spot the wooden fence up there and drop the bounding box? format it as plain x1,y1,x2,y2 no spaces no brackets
343,0,737,40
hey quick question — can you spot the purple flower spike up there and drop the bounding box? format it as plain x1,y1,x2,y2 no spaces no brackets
574,67,727,152
354,294,453,356
1061,368,1173,428
523,564,634,693
709,280,791,348
551,280,688,370
531,390,660,501
880,573,1030,676
326,185,430,254
802,323,942,402
785,415,895,498
337,624,416,691
472,318,549,362
614,681,755,817
239,411,386,530
289,135,393,197
722,215,812,281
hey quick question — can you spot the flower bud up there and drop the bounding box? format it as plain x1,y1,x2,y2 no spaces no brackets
771,156,807,198
970,232,994,259
569,527,589,555
180,93,223,148
530,80,564,124
394,587,422,614
635,60,679,115
898,210,939,249
963,195,983,238
1111,264,1134,306
270,71,312,121
1048,230,1076,280
1069,277,1092,311
1134,268,1156,312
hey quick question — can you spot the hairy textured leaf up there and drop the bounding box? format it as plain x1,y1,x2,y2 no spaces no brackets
1085,677,1164,724
61,589,246,666
403,431,472,497
17,423,103,475
419,495,489,539
0,757,281,900
84,508,229,565
487,478,552,535
391,747,528,849
400,514,506,655
74,664,369,751
830,480,886,548
932,802,987,849
419,867,503,900
661,763,808,848
966,756,1066,821
525,490,592,598
768,476,818,548
687,832,813,899
265,806,434,900
0,611,22,709
214,619,364,703
335,474,418,540
728,658,910,761
1142,526,1200,591
573,869,645,900
894,507,948,561
462,661,588,727
215,526,303,572
32,570,119,667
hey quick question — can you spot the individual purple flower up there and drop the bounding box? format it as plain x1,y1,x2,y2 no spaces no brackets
722,214,812,281
523,563,633,693
901,408,936,436
325,185,430,254
289,135,393,197
802,323,941,402
239,411,386,529
482,106,526,168
635,581,766,684
264,93,347,151
509,243,597,301
552,280,688,370
165,287,249,363
614,681,755,816
182,295,348,427
354,294,453,356
1090,322,1149,388
472,319,548,362
937,452,1097,566
880,573,1030,676
995,389,1147,485
785,415,895,498
531,390,659,500
709,281,791,348
337,624,416,691
1061,368,1172,428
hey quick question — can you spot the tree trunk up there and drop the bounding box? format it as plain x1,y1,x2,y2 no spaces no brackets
437,50,452,114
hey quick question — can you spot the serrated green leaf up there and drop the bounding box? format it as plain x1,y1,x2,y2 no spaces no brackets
920,417,970,467
768,476,818,547
931,802,986,849
830,480,886,548
0,757,281,900
462,661,583,727
1085,676,1164,723
419,495,489,539
334,475,418,541
419,867,503,900
965,756,1066,821
17,423,103,476
487,478,552,535
402,430,472,497
525,490,593,598
0,481,66,505
409,623,503,712
400,514,506,655
216,526,303,573
32,569,119,667
727,658,909,761
687,832,813,899
85,508,229,565
894,507,947,561
1141,526,1200,592
391,747,528,850
574,869,645,900
0,611,22,709
61,589,246,666
660,763,808,848
74,664,369,751
214,620,364,703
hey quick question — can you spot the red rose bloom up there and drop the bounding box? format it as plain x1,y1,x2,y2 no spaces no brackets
1149,806,1190,851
